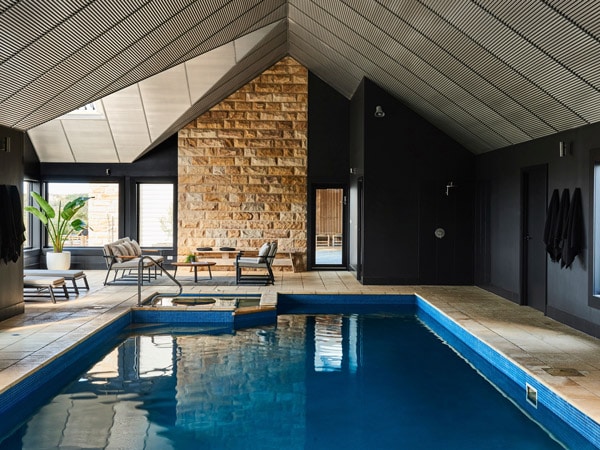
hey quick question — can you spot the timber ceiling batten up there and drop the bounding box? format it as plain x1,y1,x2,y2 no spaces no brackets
2,0,284,130
468,1,594,128
1,0,599,162
410,5,556,145
288,0,507,151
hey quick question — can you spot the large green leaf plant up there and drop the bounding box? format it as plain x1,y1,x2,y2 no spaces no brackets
25,192,92,253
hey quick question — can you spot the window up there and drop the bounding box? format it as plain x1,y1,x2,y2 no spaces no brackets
22,181,33,249
593,165,600,305
138,183,174,247
63,102,104,119
47,182,119,247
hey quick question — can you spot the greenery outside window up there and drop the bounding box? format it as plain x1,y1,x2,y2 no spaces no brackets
47,182,119,247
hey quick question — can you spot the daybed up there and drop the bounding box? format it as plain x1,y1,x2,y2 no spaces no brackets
24,269,89,294
102,237,164,285
23,276,69,303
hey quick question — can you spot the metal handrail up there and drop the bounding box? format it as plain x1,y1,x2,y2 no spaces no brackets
137,255,182,306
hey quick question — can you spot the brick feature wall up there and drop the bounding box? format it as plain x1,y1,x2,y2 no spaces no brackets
178,57,307,263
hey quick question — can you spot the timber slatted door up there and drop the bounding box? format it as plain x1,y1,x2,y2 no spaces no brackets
314,188,344,266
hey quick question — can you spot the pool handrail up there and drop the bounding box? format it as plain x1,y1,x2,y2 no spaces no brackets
137,255,182,306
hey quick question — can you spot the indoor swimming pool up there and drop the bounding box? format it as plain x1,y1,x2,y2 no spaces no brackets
0,298,588,449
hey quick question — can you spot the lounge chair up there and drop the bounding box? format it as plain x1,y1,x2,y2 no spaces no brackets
234,241,277,285
102,237,164,285
23,276,69,303
24,269,89,294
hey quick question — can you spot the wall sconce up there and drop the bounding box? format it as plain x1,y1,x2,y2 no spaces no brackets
0,137,9,153
559,141,568,157
374,105,385,118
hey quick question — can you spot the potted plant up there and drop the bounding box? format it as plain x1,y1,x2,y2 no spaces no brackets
25,192,92,270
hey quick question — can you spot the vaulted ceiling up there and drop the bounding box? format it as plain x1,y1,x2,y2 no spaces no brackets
2,1,599,162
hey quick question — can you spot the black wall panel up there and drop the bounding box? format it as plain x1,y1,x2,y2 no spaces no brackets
307,74,350,269
308,73,350,184
476,122,600,336
357,79,475,285
0,126,25,320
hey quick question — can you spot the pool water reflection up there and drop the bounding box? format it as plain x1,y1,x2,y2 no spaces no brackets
2,313,566,449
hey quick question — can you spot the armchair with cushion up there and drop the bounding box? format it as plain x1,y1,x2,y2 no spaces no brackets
102,237,164,285
234,241,277,285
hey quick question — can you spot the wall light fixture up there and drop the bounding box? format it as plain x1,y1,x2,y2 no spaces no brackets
559,141,567,157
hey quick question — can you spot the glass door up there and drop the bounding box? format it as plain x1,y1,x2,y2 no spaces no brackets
313,187,345,267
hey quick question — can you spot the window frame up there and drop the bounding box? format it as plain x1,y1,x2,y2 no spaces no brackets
43,180,123,250
134,179,177,249
589,150,600,309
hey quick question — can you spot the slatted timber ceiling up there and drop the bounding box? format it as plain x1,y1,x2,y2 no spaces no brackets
2,0,600,162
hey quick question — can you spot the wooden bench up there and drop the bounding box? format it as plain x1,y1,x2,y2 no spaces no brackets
193,250,299,271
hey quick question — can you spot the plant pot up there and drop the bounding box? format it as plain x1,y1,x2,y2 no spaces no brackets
46,251,71,270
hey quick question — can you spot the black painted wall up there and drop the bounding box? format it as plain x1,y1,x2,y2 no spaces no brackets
307,73,350,268
350,79,476,285
308,73,350,184
0,126,25,320
348,80,366,279
476,123,600,337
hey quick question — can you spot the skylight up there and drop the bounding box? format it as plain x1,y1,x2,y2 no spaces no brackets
62,102,104,119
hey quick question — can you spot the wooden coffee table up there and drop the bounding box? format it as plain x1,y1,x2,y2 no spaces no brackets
171,261,216,282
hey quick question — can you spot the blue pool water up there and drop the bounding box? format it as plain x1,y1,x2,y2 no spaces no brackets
1,309,569,449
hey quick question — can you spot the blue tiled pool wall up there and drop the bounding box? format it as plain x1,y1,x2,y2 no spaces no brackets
233,310,277,329
278,293,415,305
415,296,599,450
132,308,234,325
277,293,416,315
0,311,131,440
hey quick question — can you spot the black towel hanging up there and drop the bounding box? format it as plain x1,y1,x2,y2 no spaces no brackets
553,188,570,262
561,188,583,269
543,189,560,262
0,184,26,264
